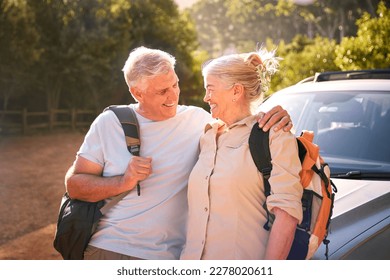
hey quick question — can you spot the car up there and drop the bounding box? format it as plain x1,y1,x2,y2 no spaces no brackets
258,69,390,260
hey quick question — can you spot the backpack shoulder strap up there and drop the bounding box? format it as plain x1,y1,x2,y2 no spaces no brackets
104,105,140,156
248,123,272,190
297,130,324,188
248,123,273,230
100,105,142,207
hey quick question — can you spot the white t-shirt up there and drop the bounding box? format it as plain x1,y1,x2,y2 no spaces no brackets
77,104,212,259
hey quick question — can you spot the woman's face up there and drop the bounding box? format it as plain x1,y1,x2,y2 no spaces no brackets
203,74,234,122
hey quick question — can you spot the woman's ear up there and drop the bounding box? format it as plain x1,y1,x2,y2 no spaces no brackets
233,83,245,100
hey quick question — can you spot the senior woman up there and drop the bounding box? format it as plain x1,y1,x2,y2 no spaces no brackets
180,48,303,260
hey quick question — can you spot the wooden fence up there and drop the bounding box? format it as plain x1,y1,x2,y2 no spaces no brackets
0,108,99,134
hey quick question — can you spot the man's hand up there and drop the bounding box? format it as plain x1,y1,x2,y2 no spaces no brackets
257,105,293,132
122,156,152,187
65,155,152,202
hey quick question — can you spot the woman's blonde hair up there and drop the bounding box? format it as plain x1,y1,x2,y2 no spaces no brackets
202,46,280,109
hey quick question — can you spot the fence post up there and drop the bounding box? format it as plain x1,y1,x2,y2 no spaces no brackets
22,108,28,134
71,108,76,131
49,109,54,131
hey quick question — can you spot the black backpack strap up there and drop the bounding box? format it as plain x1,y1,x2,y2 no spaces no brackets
104,105,140,156
248,123,273,230
104,105,141,195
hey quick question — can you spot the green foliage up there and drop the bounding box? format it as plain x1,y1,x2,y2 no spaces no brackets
0,0,40,110
270,35,339,93
335,1,390,70
189,0,383,58
0,0,200,111
182,49,210,110
1,0,388,112
188,0,232,57
188,0,387,98
31,0,134,110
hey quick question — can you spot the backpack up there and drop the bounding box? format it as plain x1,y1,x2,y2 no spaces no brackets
248,125,337,260
53,105,140,259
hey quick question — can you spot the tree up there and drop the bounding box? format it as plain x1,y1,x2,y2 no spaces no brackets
0,0,40,110
335,1,390,70
270,35,338,93
1,0,200,111
188,0,385,56
120,0,201,105
27,0,135,111
289,0,383,41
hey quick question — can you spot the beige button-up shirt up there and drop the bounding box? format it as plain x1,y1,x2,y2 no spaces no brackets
181,115,303,260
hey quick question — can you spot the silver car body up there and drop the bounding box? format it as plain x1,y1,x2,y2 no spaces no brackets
259,76,390,260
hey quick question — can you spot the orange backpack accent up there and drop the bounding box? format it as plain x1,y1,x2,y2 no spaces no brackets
249,127,337,260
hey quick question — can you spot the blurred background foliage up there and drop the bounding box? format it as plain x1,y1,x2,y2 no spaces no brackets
0,0,389,112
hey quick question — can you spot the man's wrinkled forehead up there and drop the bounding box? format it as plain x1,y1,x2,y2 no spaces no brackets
140,69,178,90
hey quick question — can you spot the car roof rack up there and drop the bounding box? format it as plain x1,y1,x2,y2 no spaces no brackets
298,69,390,83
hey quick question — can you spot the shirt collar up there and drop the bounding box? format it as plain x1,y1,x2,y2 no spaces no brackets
204,115,256,133
204,119,225,133
228,115,257,129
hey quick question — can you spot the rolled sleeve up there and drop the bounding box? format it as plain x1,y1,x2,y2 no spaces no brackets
266,129,303,223
77,113,106,166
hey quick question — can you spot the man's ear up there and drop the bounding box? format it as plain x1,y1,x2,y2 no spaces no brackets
130,86,143,102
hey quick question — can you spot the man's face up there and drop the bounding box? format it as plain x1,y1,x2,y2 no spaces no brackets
135,69,180,121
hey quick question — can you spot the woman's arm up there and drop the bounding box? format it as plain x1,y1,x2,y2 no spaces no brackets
264,207,298,260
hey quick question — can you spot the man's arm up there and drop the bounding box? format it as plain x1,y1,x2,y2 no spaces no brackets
264,207,298,260
258,105,293,132
65,155,152,202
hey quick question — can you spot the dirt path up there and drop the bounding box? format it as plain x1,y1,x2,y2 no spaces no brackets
0,131,85,259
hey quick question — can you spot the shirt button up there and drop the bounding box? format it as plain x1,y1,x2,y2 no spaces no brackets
205,176,208,180
204,207,208,212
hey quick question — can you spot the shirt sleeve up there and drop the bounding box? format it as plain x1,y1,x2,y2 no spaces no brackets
77,110,123,167
266,128,303,223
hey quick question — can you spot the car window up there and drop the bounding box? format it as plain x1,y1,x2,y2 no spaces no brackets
259,90,390,175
